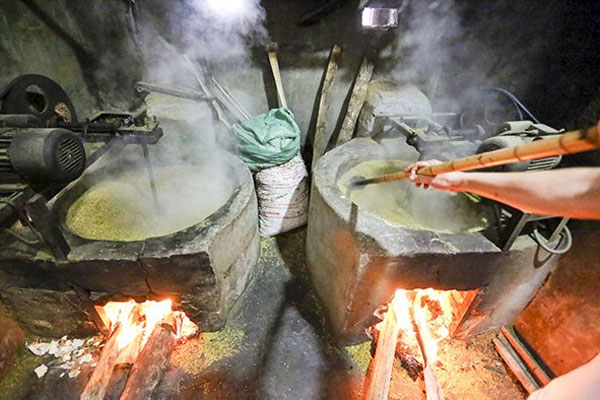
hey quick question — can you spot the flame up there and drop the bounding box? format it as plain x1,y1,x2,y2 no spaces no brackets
98,299,197,351
376,288,456,364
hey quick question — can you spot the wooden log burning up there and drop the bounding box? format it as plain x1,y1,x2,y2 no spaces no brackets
119,316,177,400
104,326,144,399
81,300,189,400
363,305,400,400
395,329,424,381
413,311,445,400
80,324,124,400
372,320,424,381
422,364,444,400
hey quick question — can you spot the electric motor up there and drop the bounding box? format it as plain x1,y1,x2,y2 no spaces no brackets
476,122,563,172
0,128,86,183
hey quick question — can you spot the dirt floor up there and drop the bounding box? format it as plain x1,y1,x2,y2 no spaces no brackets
0,228,527,399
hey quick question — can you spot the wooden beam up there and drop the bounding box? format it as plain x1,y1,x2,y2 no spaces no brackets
268,52,288,109
493,337,540,394
363,306,400,400
105,333,143,399
311,44,342,172
335,54,374,147
119,319,177,400
501,326,552,385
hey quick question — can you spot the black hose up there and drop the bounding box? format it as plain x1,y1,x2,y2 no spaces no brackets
481,87,540,124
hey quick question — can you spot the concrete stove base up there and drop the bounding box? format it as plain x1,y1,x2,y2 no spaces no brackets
0,151,259,338
307,138,560,344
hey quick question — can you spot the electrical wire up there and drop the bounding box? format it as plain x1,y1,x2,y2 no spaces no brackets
532,225,572,255
481,87,540,124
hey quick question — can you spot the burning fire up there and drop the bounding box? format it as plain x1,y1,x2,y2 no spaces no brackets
98,299,197,351
376,288,455,364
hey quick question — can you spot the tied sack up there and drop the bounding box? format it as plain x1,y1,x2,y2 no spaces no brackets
254,154,309,237
232,108,309,236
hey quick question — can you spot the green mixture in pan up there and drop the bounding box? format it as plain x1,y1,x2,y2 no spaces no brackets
66,165,234,241
337,159,488,233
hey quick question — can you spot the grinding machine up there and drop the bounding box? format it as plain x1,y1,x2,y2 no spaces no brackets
0,74,164,259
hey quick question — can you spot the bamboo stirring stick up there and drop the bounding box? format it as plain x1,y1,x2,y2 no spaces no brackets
351,122,600,187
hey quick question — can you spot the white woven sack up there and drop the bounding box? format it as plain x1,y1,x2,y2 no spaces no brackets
254,154,309,237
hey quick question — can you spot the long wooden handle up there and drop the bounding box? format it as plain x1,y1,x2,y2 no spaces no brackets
354,123,600,186
268,51,288,108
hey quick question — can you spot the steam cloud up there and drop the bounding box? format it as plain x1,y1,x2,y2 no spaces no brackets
387,0,560,118
72,0,268,238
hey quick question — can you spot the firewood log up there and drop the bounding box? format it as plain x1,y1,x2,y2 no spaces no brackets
80,325,123,400
119,319,177,400
363,306,400,400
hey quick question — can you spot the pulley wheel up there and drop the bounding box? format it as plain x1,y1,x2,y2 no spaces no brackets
0,74,77,124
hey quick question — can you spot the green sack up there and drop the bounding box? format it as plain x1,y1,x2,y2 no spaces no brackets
232,107,301,171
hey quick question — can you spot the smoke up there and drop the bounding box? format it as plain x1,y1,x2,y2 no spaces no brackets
387,0,562,117
67,0,268,239
129,0,268,160
140,0,267,83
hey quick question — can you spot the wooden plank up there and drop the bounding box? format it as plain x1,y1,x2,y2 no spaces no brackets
493,337,540,394
501,326,552,385
413,304,445,400
311,44,342,172
448,289,480,337
363,306,400,400
335,54,374,147
268,52,288,108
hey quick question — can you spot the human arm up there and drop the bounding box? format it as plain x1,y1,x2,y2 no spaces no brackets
405,161,600,219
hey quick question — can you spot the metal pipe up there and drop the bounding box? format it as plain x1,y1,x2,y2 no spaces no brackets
134,81,213,102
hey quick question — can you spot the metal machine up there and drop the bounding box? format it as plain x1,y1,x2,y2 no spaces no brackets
0,74,164,259
374,87,572,253
475,122,570,253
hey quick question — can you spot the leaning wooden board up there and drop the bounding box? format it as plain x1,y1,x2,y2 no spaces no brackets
311,44,342,171
335,54,374,147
